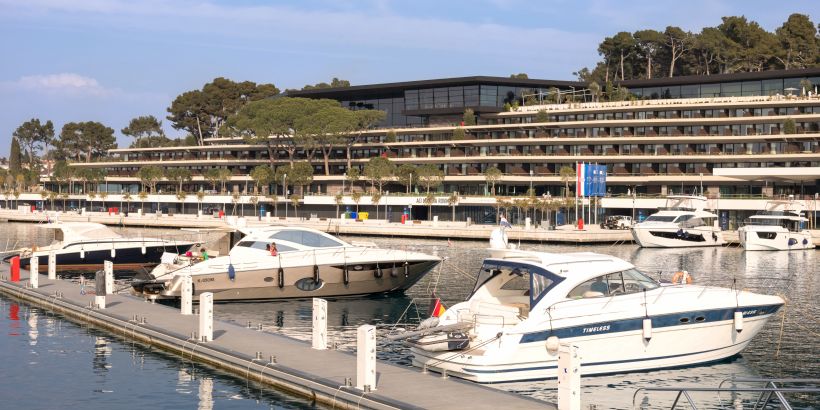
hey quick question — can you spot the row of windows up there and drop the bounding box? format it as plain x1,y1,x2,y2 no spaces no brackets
507,106,820,124
631,77,819,99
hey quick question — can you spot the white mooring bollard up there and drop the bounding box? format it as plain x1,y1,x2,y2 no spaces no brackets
48,252,57,280
199,292,214,342
180,275,193,315
356,324,377,391
312,298,327,350
29,257,39,289
104,260,114,295
94,269,107,309
557,343,581,410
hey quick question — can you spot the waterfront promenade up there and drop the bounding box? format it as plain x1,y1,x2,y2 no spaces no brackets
0,265,553,410
2,209,819,245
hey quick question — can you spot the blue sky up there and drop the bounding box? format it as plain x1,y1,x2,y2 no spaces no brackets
0,0,816,156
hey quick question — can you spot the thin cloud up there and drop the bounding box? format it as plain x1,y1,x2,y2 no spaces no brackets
13,73,112,96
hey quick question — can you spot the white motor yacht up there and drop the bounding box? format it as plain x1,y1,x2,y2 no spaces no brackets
407,229,783,383
131,226,441,301
738,199,815,251
631,195,725,248
5,222,196,275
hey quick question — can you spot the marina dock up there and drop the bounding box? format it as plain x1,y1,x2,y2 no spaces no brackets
0,264,554,410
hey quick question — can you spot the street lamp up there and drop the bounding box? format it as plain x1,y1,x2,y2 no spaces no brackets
283,173,287,219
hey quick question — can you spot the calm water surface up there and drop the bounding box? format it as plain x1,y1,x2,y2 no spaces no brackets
1,222,818,409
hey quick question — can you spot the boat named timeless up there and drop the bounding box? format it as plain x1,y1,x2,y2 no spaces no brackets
738,199,815,251
131,226,441,301
631,195,725,248
407,229,783,383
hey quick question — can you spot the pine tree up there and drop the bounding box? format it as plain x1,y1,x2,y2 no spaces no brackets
9,137,22,173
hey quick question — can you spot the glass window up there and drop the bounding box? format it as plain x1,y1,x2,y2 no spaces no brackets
620,268,660,293
741,81,762,96
762,79,783,96
701,83,720,97
721,82,742,97
269,230,344,248
661,86,680,99
645,215,677,222
644,87,661,99
680,85,699,98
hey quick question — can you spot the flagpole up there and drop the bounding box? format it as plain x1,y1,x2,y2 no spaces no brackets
575,162,579,226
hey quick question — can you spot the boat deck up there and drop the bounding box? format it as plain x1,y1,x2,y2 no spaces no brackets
0,264,554,410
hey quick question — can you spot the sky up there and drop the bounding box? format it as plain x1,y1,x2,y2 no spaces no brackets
0,0,817,156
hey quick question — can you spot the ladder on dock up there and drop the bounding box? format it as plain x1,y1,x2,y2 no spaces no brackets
632,378,820,409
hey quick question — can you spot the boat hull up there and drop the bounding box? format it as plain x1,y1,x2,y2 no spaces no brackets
13,241,194,276
412,303,780,383
738,227,814,251
135,259,440,301
631,225,725,248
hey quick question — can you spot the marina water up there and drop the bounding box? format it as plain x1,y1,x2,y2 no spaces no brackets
1,222,817,409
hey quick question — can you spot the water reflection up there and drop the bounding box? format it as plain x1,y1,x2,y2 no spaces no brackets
28,310,38,346
199,376,214,410
8,303,20,336
93,336,112,373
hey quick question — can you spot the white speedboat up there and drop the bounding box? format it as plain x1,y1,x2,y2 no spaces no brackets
5,222,196,275
408,229,783,383
631,195,725,248
739,200,815,251
131,226,441,301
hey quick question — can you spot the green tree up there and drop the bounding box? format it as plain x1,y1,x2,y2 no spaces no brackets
276,162,313,196
462,108,476,126
416,164,444,195
588,81,602,102
250,165,274,194
342,110,387,170
452,127,467,140
9,137,22,174
559,166,575,198
205,168,222,192
122,115,167,148
138,165,164,193
13,118,54,170
783,118,797,134
774,13,818,69
295,105,355,175
484,166,502,195
166,168,192,193
395,164,416,194
224,97,339,168
217,169,232,193
167,77,279,145
55,121,116,162
384,129,397,143
363,157,395,194
664,26,693,77
301,77,351,90
345,167,360,194
509,73,529,79
633,29,665,79
535,110,550,123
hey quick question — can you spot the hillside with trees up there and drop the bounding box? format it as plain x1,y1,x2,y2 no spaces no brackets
575,13,819,83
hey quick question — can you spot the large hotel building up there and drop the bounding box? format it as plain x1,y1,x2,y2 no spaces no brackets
68,68,820,225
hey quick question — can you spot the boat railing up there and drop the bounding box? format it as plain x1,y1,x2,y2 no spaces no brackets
632,378,820,409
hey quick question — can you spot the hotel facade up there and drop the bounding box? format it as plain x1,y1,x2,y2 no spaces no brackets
65,68,820,225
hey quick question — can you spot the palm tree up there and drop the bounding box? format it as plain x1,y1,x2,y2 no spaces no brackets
138,191,148,214
559,166,575,199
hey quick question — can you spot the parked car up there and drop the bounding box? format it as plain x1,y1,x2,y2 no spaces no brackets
604,215,633,229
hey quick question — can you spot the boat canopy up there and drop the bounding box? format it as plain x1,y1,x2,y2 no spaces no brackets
471,259,564,308
660,195,708,212
41,222,121,242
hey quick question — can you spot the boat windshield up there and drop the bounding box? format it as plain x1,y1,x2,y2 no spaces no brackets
235,240,297,252
644,215,677,222
268,230,345,248
567,268,659,299
471,260,564,307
